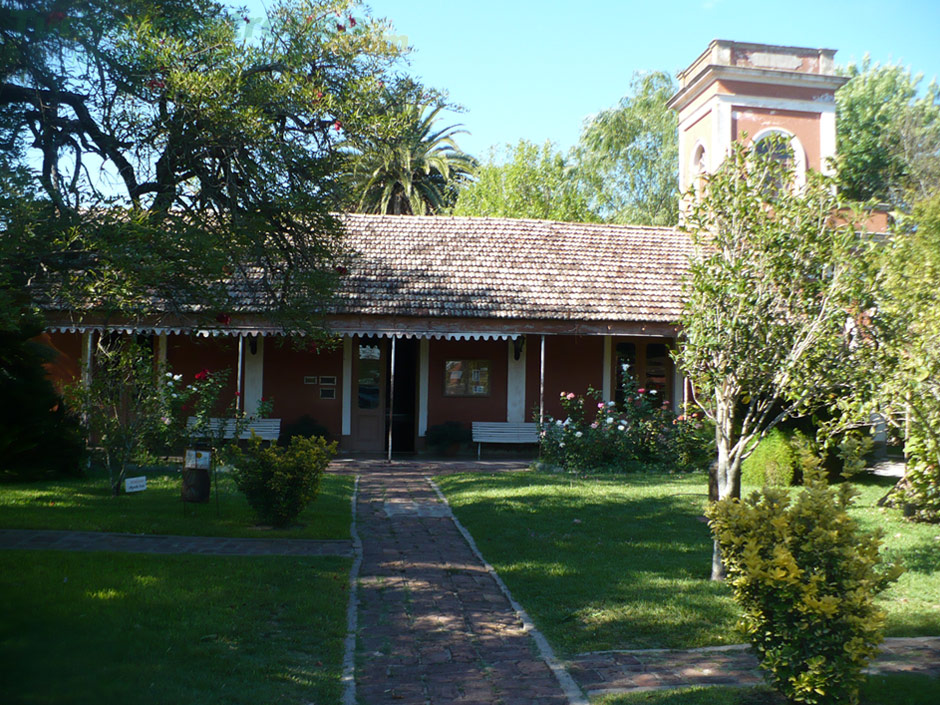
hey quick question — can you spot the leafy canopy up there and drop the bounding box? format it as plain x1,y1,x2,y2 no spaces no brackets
0,0,411,333
453,139,596,222
836,58,940,208
339,91,476,215
574,70,679,226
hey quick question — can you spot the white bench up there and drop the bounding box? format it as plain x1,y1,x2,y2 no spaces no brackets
471,421,539,459
186,417,281,442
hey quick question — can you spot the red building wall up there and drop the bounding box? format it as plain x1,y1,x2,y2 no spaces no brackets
427,338,508,431
262,340,343,440
542,335,604,419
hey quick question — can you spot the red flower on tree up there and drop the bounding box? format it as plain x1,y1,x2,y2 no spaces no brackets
195,368,210,380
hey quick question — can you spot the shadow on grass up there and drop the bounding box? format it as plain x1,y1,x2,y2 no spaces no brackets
0,551,349,705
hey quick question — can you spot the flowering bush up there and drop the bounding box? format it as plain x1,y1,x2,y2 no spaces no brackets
539,377,713,473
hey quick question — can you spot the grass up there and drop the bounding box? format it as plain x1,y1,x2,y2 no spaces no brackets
0,468,353,539
0,550,350,704
435,470,940,656
594,675,940,705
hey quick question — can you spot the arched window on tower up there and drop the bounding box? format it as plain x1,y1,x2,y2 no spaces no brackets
751,128,807,192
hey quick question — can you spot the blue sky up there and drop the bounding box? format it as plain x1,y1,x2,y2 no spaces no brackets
242,0,940,159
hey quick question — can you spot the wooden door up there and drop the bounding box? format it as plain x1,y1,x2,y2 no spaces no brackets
352,339,386,452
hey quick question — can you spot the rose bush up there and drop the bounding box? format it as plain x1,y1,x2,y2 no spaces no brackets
539,377,713,473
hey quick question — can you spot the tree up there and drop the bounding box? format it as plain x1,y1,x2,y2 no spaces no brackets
675,136,877,579
573,71,679,226
340,95,476,215
66,339,173,495
854,194,940,520
453,139,596,222
836,59,940,208
0,0,409,333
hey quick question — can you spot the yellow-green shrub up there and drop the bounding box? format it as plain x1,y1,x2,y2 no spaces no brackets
708,469,901,705
229,434,336,528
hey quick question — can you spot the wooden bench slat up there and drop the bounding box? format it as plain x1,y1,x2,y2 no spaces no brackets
186,417,281,441
471,421,539,459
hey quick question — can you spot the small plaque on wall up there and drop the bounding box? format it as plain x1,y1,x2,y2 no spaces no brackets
319,375,337,386
304,376,318,385
319,387,336,400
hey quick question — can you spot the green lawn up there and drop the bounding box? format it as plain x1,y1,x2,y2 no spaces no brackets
0,469,353,539
0,550,349,705
435,471,940,656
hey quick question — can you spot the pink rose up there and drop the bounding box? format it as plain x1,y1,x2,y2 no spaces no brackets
566,392,576,400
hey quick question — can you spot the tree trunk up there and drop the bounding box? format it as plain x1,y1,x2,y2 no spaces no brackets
710,424,742,581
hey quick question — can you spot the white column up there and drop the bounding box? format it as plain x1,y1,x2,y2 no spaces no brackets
601,335,613,403
673,365,687,413
244,336,264,415
236,336,244,413
819,108,838,176
341,336,352,436
156,332,168,375
507,337,527,423
417,338,429,437
387,336,396,462
539,335,546,425
715,99,733,159
81,330,94,389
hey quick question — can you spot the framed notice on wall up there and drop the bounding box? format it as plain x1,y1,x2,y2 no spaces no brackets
443,360,490,397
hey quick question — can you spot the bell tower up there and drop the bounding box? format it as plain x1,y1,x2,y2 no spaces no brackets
668,40,849,195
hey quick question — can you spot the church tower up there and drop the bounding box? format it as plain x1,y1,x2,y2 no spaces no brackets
668,40,849,196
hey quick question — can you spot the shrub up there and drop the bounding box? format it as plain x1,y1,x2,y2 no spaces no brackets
279,414,331,446
0,317,85,481
229,434,337,527
426,421,471,451
707,469,901,705
742,428,804,487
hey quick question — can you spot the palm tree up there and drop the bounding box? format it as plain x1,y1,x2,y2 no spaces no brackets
341,102,477,215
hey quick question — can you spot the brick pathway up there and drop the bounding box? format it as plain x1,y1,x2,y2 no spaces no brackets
569,637,940,697
0,529,352,557
353,467,579,705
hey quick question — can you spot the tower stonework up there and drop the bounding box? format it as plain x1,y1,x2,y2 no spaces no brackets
668,40,850,196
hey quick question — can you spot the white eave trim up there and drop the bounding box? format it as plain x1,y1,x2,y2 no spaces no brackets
669,64,847,112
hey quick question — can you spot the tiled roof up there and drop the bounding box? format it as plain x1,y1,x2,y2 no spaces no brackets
336,214,691,323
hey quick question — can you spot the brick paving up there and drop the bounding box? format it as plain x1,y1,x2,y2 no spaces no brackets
353,467,576,705
0,528,352,557
568,637,940,697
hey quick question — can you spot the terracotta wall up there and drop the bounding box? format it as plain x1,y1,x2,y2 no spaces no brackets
427,338,507,430
263,340,343,439
542,335,605,419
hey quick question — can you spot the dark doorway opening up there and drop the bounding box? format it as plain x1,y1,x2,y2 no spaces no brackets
389,338,419,453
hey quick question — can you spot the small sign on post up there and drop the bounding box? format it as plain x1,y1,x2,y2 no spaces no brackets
185,449,211,469
125,476,147,493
